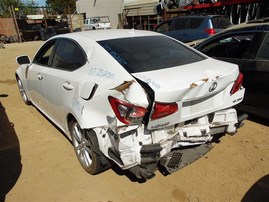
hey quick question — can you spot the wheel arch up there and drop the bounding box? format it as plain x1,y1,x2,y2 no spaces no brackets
15,73,32,105
66,113,77,139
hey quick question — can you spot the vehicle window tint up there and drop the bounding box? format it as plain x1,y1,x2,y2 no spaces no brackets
156,21,170,33
98,36,205,73
199,33,254,58
211,17,231,29
52,39,86,71
188,18,204,29
170,18,188,30
33,41,56,66
256,33,269,60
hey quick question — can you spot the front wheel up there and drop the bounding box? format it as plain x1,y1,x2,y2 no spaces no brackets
69,119,110,174
16,76,31,105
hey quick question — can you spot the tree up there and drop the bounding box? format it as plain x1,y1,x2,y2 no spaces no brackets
0,0,23,17
46,0,76,15
22,0,38,15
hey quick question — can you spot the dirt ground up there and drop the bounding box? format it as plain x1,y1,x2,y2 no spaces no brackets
0,41,269,202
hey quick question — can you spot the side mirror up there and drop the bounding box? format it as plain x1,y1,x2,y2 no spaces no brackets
16,55,30,65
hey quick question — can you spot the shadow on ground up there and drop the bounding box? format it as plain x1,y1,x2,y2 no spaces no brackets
0,101,22,201
247,115,269,127
242,174,269,202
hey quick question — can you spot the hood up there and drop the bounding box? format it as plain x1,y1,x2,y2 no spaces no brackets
133,58,239,102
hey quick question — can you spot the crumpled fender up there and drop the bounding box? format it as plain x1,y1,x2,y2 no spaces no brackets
78,80,149,129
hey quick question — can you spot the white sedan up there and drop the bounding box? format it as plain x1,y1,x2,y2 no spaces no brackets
16,29,246,180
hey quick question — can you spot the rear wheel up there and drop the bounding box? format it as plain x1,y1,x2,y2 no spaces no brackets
16,76,31,105
69,119,109,174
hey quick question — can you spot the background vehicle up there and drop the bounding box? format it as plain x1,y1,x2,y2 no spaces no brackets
155,15,231,42
16,29,246,180
84,16,111,30
194,18,269,119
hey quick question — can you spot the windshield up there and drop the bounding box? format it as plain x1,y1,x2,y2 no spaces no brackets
98,36,205,73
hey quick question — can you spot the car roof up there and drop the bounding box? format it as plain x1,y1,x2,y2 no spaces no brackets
165,15,229,20
52,29,162,42
192,18,269,48
220,18,269,32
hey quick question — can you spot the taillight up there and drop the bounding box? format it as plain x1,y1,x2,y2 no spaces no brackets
205,28,216,35
108,96,147,124
231,73,244,95
151,102,178,120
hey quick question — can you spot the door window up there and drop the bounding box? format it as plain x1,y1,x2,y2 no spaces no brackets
256,33,269,60
33,41,56,66
52,39,86,71
199,33,255,58
170,18,188,31
156,21,171,33
188,18,204,29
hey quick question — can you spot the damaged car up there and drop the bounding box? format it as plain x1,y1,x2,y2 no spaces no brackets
16,29,246,180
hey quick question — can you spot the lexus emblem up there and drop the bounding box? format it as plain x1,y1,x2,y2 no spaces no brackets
209,82,217,92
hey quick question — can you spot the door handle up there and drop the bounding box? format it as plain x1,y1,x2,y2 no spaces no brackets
37,74,43,80
62,82,73,91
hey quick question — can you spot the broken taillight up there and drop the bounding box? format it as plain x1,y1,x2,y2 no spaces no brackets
231,73,244,95
151,102,178,120
108,96,148,124
205,28,216,35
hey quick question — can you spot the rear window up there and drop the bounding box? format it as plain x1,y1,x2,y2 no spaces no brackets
98,36,205,73
211,17,231,29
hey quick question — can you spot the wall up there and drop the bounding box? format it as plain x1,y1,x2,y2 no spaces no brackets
0,18,17,37
76,0,124,29
124,0,159,16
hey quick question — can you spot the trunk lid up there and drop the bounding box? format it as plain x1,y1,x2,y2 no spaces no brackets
133,58,239,103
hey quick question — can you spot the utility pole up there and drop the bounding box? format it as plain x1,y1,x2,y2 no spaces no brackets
11,5,22,43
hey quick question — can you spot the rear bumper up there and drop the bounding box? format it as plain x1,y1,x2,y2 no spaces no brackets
128,110,247,179
102,107,247,179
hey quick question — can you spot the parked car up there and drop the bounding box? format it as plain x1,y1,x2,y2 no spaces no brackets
155,15,231,42
16,29,246,180
194,18,269,119
84,16,111,30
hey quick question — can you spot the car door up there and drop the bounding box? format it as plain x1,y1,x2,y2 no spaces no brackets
42,38,87,128
196,31,267,114
250,32,269,116
27,40,56,113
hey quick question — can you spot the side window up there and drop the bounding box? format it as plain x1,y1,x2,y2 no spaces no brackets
188,18,204,29
33,41,56,66
199,33,254,58
156,21,170,33
211,17,231,29
256,33,269,60
170,18,188,30
52,39,86,71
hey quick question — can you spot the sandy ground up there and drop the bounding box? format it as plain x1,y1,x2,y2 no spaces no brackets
0,41,269,202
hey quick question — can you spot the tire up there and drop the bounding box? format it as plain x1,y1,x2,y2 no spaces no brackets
69,119,110,174
16,76,31,105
